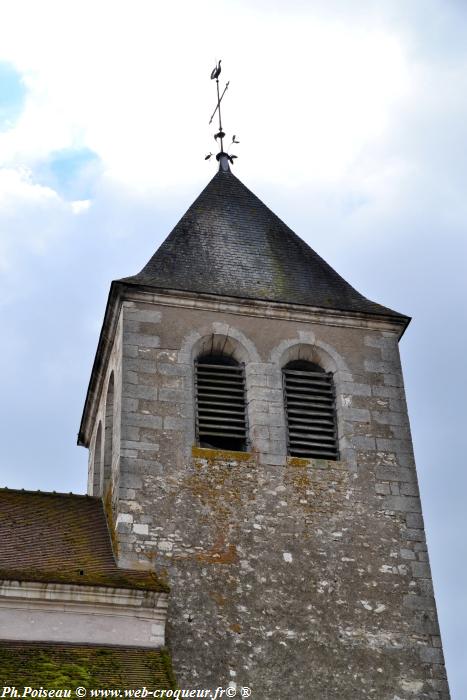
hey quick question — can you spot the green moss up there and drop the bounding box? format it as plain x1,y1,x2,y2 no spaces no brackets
0,645,176,690
0,566,168,593
159,648,178,690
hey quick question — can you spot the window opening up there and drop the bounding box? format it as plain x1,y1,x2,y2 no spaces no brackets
92,421,103,495
103,372,114,492
195,354,248,452
283,360,338,460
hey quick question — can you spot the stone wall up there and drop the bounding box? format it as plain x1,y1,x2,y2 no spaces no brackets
88,309,123,514
86,291,449,699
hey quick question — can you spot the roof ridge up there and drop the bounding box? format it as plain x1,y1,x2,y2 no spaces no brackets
0,486,97,500
0,639,170,651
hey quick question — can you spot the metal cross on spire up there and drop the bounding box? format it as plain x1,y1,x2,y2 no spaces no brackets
205,60,239,171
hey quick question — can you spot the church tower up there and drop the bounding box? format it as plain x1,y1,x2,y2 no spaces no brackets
78,70,449,699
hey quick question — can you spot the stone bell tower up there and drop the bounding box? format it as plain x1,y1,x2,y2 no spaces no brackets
78,160,449,699
78,65,449,700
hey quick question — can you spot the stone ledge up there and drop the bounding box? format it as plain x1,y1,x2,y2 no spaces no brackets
0,579,167,611
286,456,345,470
191,446,254,462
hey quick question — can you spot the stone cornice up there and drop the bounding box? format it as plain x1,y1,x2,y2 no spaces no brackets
124,285,409,332
0,579,167,616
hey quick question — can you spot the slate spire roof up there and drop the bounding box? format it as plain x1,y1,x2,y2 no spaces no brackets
121,167,405,319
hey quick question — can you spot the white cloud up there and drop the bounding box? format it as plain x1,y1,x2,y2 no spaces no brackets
0,0,410,191
0,168,64,271
70,199,91,214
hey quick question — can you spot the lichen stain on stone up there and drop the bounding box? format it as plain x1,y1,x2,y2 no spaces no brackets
103,482,119,558
191,446,254,463
229,622,242,634
195,535,238,565
176,448,257,565
287,456,315,468
284,459,350,525
210,591,228,606
400,678,424,694
155,566,170,586
185,452,258,524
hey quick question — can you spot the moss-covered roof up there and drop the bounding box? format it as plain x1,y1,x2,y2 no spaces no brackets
0,489,168,592
0,641,176,690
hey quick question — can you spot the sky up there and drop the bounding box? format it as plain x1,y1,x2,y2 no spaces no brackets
0,0,465,695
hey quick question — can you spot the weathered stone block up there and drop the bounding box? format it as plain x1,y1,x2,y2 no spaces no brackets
372,410,405,426
123,384,158,400
163,416,188,430
124,332,161,348
376,437,412,453
123,440,159,452
124,413,163,429
248,386,283,402
375,482,391,495
384,373,404,387
406,513,424,529
400,548,416,560
119,473,143,489
403,594,436,610
364,359,398,374
125,358,158,374
419,646,444,664
124,307,162,323
122,397,138,412
412,561,431,578
400,482,419,497
158,363,190,376
123,344,139,358
342,407,371,422
372,385,403,398
352,436,376,450
159,388,189,403
405,528,427,542
340,381,371,396
133,523,149,535
382,495,422,513
376,466,416,483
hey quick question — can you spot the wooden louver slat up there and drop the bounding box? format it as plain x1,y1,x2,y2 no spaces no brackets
195,360,247,450
283,368,338,460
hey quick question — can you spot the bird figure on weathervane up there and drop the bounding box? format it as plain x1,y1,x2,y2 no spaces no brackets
205,60,238,170
210,60,222,80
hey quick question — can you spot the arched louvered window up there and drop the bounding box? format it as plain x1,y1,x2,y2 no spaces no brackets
195,354,248,452
92,421,103,496
283,360,338,460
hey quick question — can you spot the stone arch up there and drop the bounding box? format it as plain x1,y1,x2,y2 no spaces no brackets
270,336,349,376
103,372,115,494
92,421,103,495
179,323,260,452
270,335,354,465
181,322,261,366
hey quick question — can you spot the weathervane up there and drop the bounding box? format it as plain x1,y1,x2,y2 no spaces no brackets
205,60,239,170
